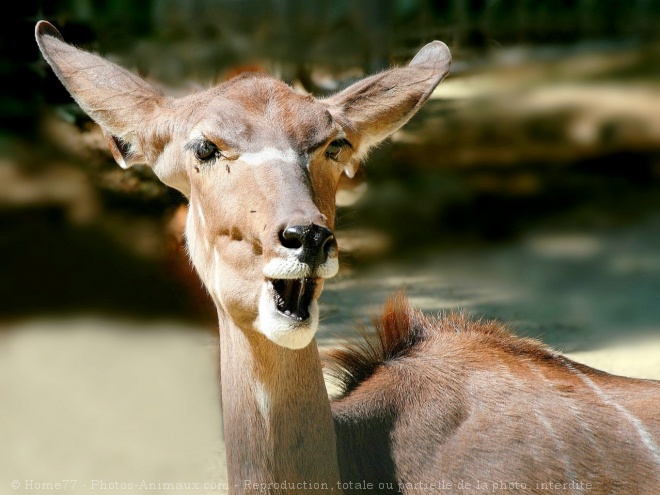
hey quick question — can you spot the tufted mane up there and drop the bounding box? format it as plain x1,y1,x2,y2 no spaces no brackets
324,292,555,396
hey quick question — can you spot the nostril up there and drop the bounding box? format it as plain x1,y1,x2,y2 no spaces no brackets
322,234,336,256
279,227,303,250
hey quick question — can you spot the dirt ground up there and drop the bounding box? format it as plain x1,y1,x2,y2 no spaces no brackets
2,214,659,495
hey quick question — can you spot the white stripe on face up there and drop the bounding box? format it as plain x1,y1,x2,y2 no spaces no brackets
240,148,300,166
189,128,299,164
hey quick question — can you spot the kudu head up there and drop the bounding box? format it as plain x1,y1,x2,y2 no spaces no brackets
36,21,451,349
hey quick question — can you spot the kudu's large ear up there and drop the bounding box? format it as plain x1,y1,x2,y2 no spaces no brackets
323,41,451,176
35,21,169,170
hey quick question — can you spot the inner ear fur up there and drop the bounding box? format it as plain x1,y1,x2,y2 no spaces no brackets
35,21,169,168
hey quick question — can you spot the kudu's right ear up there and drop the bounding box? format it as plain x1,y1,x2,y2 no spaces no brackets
324,41,451,177
35,21,170,170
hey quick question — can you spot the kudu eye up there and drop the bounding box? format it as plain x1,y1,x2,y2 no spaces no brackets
193,140,220,162
325,139,348,161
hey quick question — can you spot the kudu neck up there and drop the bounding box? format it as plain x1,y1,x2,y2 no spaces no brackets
217,311,343,494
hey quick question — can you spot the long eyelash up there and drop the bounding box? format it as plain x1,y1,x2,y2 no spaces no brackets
184,139,205,152
334,138,353,150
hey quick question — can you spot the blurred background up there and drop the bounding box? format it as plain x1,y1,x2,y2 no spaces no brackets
2,1,660,493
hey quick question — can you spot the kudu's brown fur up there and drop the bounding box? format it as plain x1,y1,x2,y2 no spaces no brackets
36,21,659,494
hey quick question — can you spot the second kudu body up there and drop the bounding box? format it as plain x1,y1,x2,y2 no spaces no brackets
36,21,659,494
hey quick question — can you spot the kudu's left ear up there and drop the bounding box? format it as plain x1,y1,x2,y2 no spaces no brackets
323,41,451,176
35,21,170,171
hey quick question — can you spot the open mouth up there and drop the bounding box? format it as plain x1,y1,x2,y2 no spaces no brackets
270,278,319,321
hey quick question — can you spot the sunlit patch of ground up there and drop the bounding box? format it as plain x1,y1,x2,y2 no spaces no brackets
0,319,226,494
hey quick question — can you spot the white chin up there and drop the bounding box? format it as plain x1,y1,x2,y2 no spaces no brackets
256,284,319,350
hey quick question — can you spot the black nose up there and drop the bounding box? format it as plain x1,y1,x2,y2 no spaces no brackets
279,224,336,270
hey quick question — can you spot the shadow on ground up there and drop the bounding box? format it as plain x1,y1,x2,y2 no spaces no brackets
320,213,660,354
